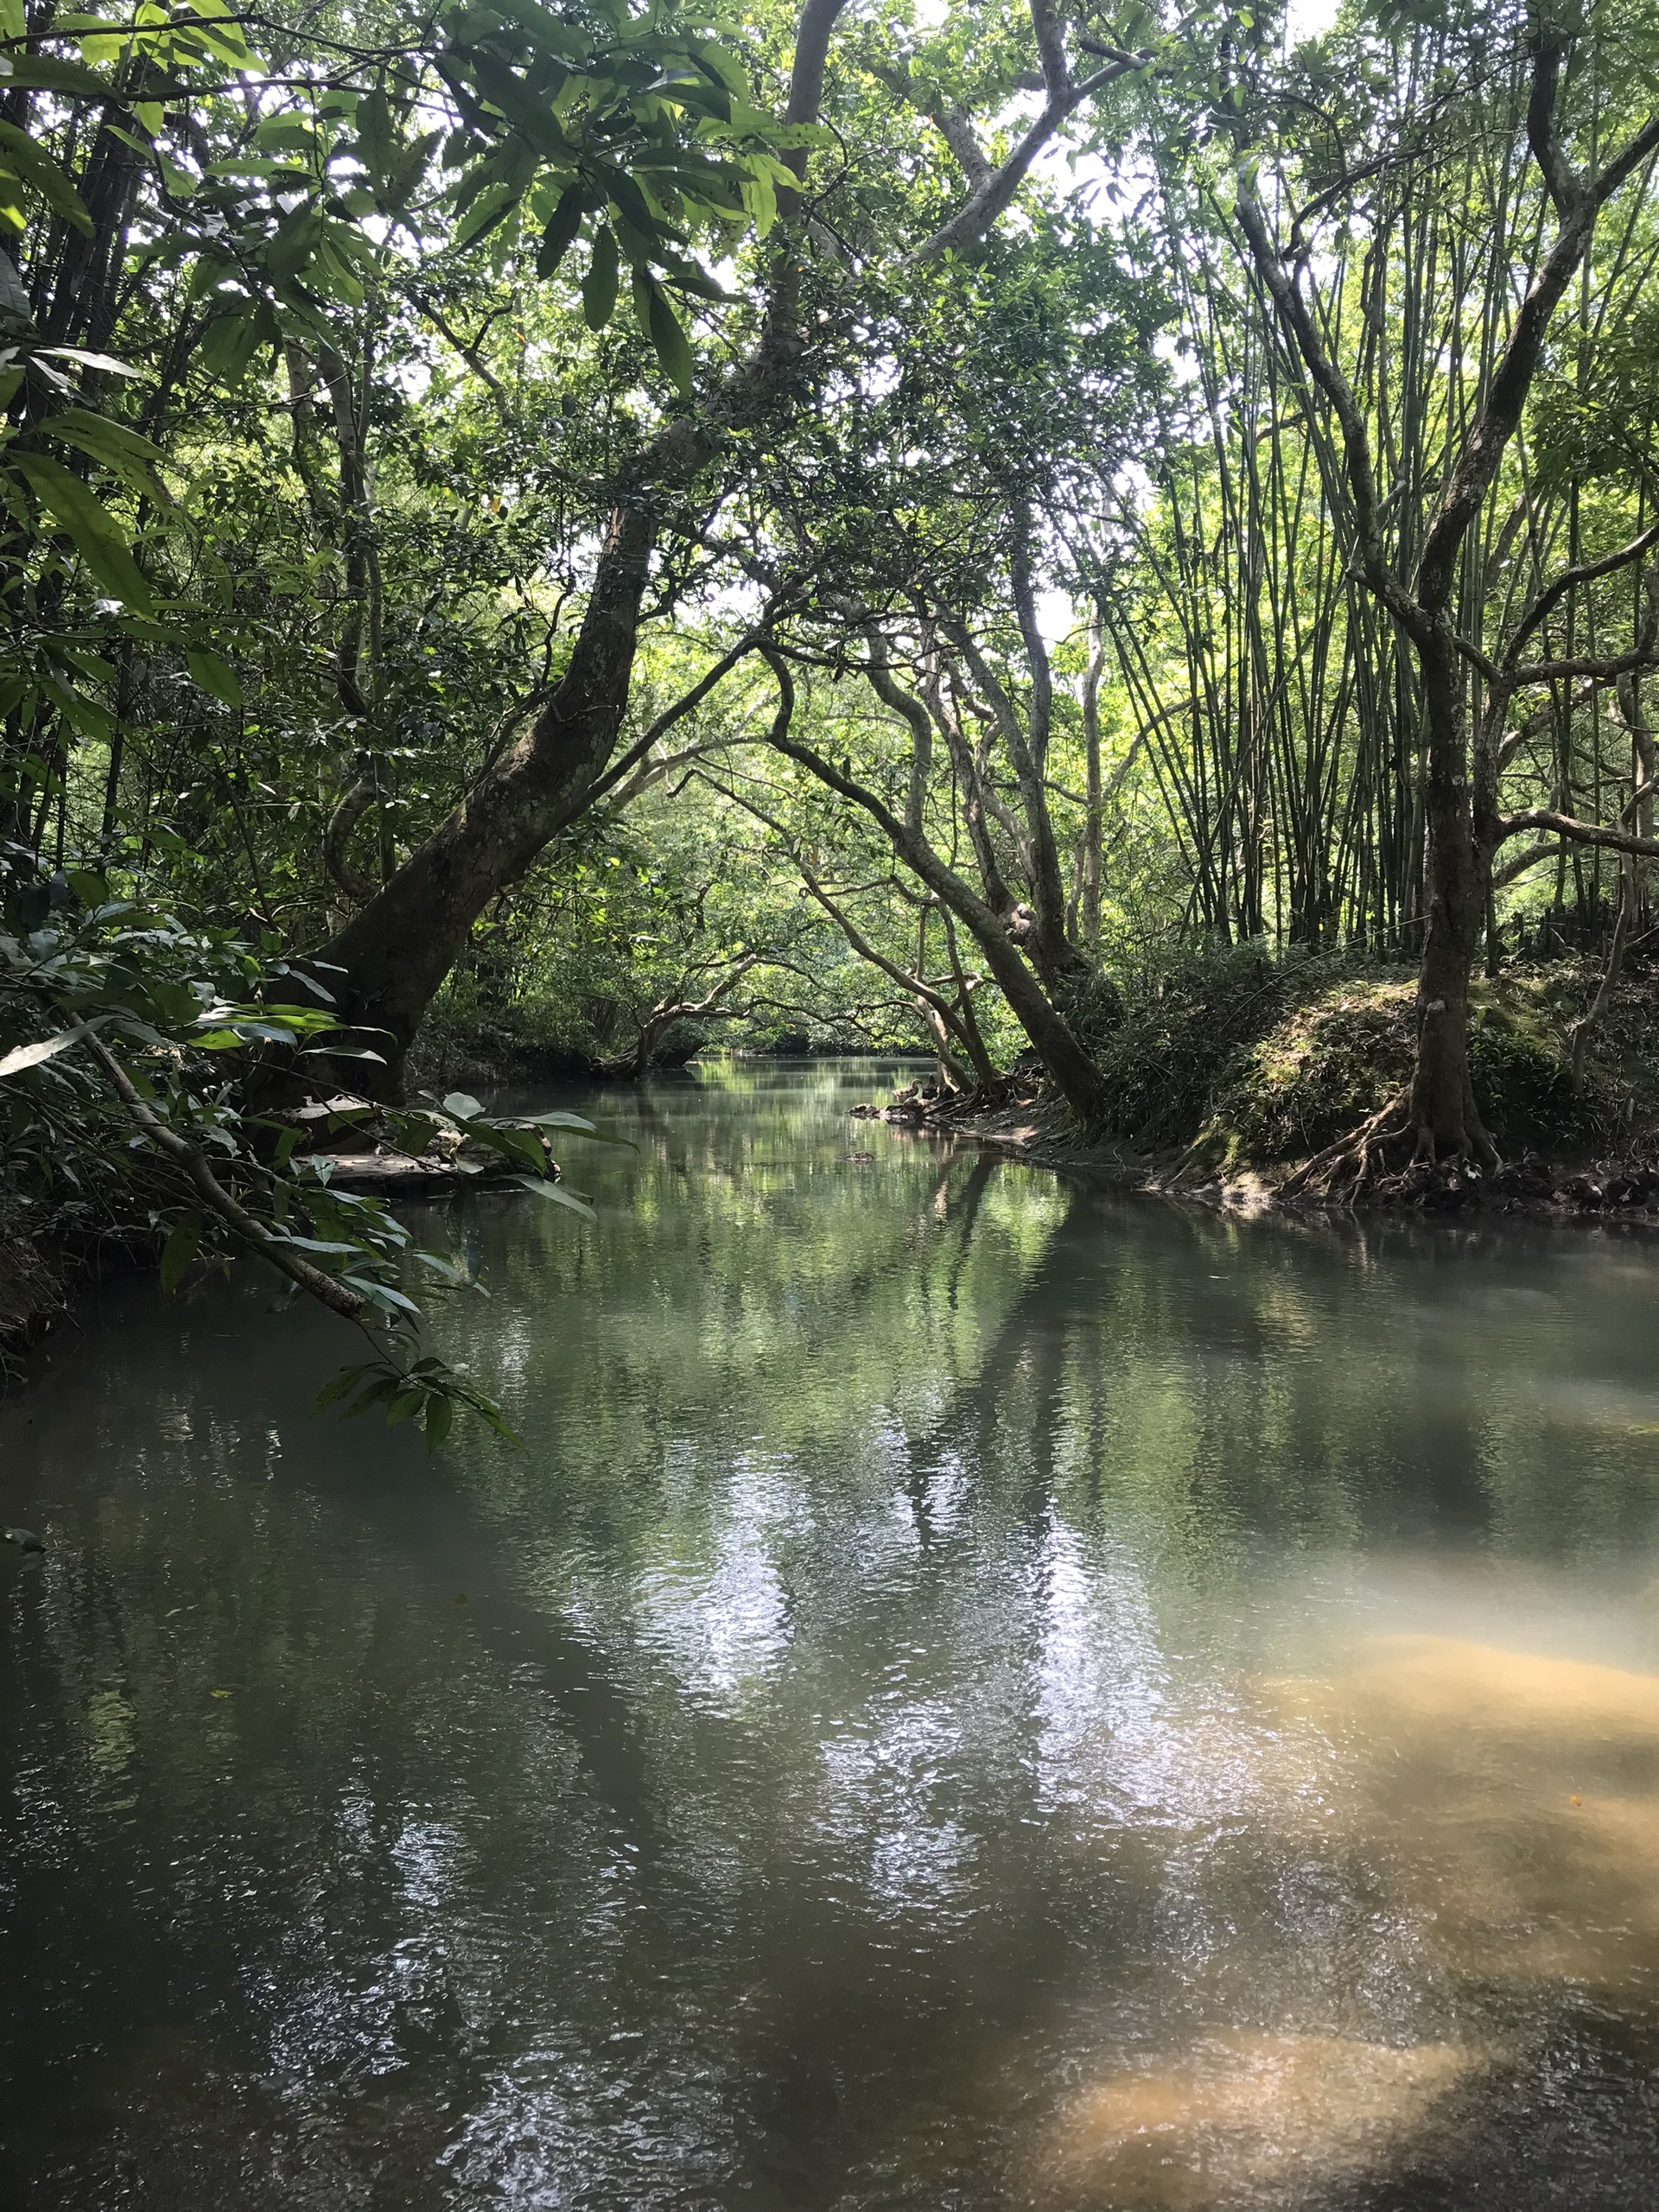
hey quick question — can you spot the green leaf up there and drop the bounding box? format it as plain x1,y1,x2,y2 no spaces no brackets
582,224,619,330
315,1363,374,1411
340,1372,403,1417
591,161,652,238
265,203,324,283
452,181,518,251
199,309,263,386
536,182,584,278
355,86,396,182
461,48,573,159
1,55,112,99
480,0,587,60
159,1211,203,1293
422,1392,454,1448
40,406,169,499
456,1119,547,1170
10,452,155,612
0,120,92,235
645,278,692,396
186,646,242,706
37,346,148,378
512,1173,594,1218
518,1110,636,1146
441,1090,485,1120
0,1028,86,1079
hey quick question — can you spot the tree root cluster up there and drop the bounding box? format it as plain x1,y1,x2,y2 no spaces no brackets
859,1077,1659,1227
854,1074,1032,1125
1262,1095,1659,1217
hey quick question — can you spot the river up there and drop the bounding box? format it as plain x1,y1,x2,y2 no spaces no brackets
6,1058,1659,2208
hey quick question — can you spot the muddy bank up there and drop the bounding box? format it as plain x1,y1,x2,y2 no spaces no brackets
0,1209,63,1360
852,947,1659,1223
856,1082,1659,1225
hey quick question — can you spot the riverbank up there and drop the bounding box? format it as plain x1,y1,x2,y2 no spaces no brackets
855,945,1659,1222
0,1205,64,1359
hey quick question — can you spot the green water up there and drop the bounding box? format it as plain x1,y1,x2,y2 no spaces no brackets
7,1059,1659,2208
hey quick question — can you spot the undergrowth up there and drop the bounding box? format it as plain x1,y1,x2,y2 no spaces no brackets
1098,938,1659,1174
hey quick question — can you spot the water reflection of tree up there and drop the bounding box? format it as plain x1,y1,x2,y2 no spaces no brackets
13,1089,1659,2208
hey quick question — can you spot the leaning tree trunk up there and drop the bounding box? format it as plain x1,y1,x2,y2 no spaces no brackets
302,0,1145,1093
309,0,852,1095
312,496,660,1087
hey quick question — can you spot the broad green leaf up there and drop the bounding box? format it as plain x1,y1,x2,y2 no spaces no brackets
646,278,692,396
0,1028,85,1079
38,346,148,378
462,48,573,159
537,182,584,278
452,181,518,251
41,406,169,499
481,0,587,60
512,1173,594,1217
1,55,113,97
0,121,92,235
457,1119,548,1169
10,451,156,612
199,308,263,385
597,162,664,245
159,1211,203,1293
518,1110,638,1145
315,1363,374,1410
186,646,243,706
582,224,619,329
265,204,324,283
441,1090,485,1119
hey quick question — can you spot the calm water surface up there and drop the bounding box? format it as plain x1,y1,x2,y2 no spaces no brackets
8,1060,1659,2208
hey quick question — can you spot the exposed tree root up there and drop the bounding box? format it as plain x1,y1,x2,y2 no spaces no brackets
1278,1087,1413,1206
1279,1083,1512,1209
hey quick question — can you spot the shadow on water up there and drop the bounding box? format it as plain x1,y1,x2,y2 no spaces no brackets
7,1060,1659,2206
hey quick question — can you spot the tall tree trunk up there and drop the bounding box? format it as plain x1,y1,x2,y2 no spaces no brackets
767,693,1107,1122
1411,627,1490,1153
1081,608,1104,954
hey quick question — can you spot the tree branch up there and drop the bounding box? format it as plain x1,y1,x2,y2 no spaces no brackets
1503,520,1659,670
70,1021,367,1320
1497,807,1659,861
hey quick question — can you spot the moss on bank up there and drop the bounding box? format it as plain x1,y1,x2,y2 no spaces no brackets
1109,944,1659,1179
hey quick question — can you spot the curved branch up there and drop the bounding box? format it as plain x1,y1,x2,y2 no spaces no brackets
1503,520,1659,671
323,771,378,906
1497,807,1659,861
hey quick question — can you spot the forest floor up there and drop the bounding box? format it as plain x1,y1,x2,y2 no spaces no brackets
855,948,1659,1222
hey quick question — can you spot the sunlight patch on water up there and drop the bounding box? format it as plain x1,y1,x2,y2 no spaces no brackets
1037,2031,1488,2209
